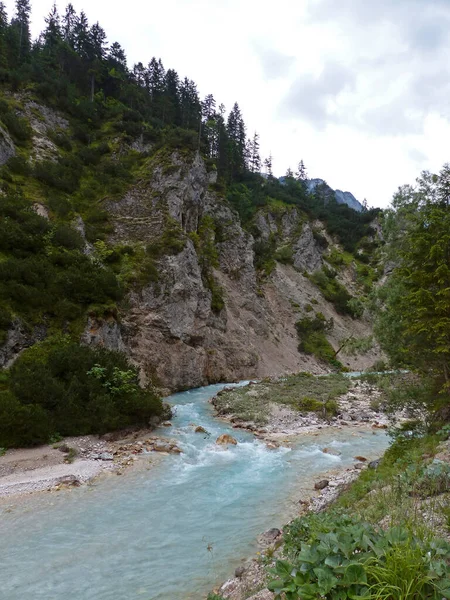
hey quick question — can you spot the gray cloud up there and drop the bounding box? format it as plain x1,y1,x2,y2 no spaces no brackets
281,62,355,128
252,42,295,80
280,0,450,135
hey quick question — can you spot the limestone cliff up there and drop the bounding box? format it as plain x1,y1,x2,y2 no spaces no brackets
82,151,381,391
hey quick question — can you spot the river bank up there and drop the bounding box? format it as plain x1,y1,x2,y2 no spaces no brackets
0,382,392,600
0,374,390,500
0,426,181,499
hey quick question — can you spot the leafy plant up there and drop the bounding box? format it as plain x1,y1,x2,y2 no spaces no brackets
269,519,450,600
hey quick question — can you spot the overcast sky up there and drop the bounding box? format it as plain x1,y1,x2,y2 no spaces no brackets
5,0,450,208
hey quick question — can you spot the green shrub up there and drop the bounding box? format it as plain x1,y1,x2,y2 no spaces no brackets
296,314,343,368
270,516,450,600
275,244,293,264
310,268,361,317
0,340,163,447
2,112,32,145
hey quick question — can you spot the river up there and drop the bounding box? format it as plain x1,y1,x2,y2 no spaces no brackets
0,382,390,600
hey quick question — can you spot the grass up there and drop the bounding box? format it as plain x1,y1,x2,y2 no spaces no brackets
213,373,351,424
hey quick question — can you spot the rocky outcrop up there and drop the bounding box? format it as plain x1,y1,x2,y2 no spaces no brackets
0,125,15,166
0,320,46,368
78,151,382,391
293,223,323,272
81,317,125,352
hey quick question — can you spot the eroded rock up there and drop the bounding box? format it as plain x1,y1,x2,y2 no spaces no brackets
216,434,238,446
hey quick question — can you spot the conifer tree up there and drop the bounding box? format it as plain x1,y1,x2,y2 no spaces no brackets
264,154,273,178
0,2,8,68
296,159,307,181
285,167,294,178
11,0,31,63
62,3,77,46
108,42,126,71
132,61,146,87
43,4,62,55
163,68,181,125
227,102,246,177
249,132,261,173
72,10,90,59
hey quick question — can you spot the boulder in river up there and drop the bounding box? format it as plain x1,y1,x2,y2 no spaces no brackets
266,441,280,450
194,425,207,433
368,459,380,469
314,479,329,490
322,447,341,456
354,455,367,462
216,434,237,446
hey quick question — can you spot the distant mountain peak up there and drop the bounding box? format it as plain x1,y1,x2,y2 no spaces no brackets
306,178,363,212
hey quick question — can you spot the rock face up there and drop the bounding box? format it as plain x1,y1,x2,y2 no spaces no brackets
306,178,363,212
0,125,15,166
76,150,381,391
0,320,46,368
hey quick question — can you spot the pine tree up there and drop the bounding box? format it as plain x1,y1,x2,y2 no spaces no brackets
285,167,294,178
264,154,273,178
0,2,8,68
62,3,77,46
132,62,146,87
87,22,107,101
72,11,90,59
296,159,307,181
43,4,62,55
227,102,246,177
202,94,217,156
89,22,107,60
437,163,450,206
11,0,31,63
249,132,261,173
163,68,181,125
108,42,126,71
180,77,200,130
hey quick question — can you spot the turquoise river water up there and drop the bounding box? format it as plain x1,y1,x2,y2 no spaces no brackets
0,383,390,600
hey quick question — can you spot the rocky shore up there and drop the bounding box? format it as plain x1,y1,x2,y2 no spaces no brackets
211,377,391,446
208,374,399,600
212,459,382,600
0,425,181,499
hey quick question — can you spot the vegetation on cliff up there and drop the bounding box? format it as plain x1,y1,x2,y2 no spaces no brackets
0,0,383,444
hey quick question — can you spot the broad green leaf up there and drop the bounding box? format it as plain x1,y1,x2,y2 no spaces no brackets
343,564,368,586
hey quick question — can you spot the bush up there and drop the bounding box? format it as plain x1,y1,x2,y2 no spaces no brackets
0,340,163,447
296,314,343,368
2,112,32,145
270,516,450,600
310,268,361,317
275,244,294,264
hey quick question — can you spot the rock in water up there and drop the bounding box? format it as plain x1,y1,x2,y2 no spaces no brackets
216,434,238,446
314,479,329,490
354,455,367,462
322,447,341,456
194,425,207,433
259,528,282,545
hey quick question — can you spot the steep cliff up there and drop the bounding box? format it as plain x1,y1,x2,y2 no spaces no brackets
0,97,382,393
81,150,381,391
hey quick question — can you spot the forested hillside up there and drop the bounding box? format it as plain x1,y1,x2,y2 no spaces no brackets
0,0,384,447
